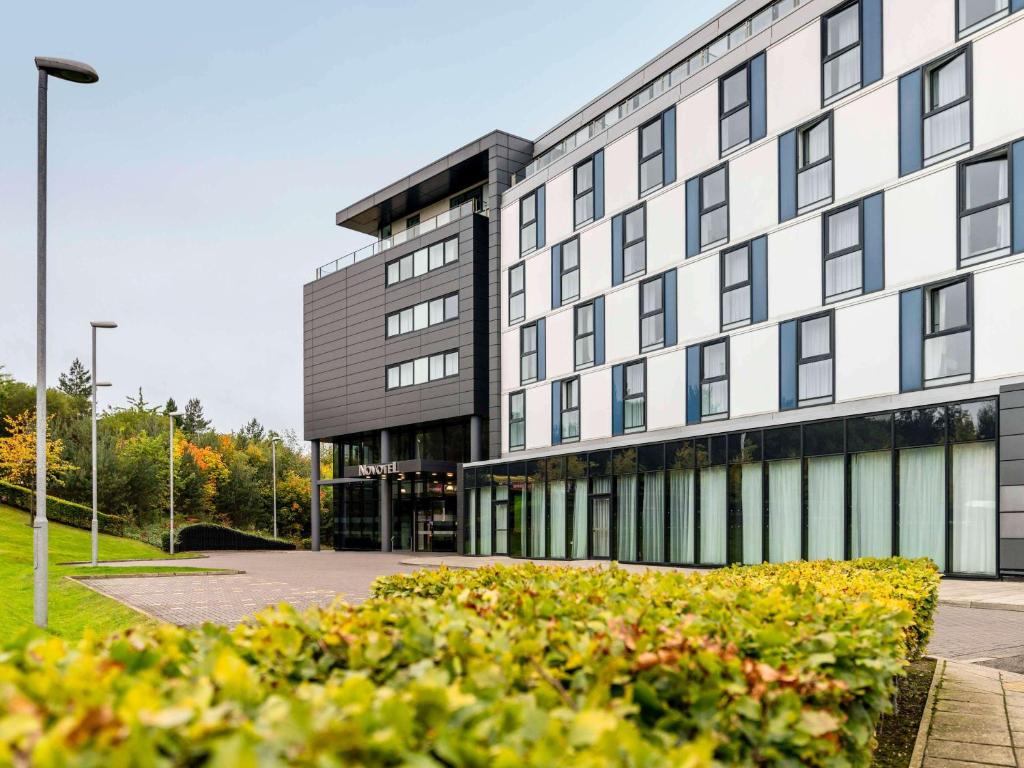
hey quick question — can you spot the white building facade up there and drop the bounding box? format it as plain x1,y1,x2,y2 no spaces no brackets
462,0,1024,576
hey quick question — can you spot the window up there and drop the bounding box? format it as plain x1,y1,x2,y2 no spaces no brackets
509,391,525,451
560,237,580,304
574,157,595,227
720,243,752,329
521,323,538,384
624,361,646,432
385,236,458,286
623,205,647,279
639,115,664,195
521,191,539,255
824,203,863,301
924,49,971,165
385,350,459,390
405,214,420,233
509,264,525,324
798,313,834,406
925,279,972,387
797,114,833,213
958,0,1009,37
640,276,665,351
450,185,484,211
561,377,580,442
380,223,392,239
823,2,861,104
574,302,595,369
959,150,1010,266
699,166,729,250
385,293,458,337
720,63,750,154
700,340,729,420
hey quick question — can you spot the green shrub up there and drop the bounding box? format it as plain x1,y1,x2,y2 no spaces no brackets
161,522,296,552
0,559,937,767
0,479,127,537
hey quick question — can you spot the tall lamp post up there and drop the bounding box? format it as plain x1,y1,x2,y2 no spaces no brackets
270,436,281,539
167,411,182,554
89,321,116,566
33,56,99,628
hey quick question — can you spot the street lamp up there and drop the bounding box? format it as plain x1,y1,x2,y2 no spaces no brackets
89,321,116,567
167,411,182,554
33,56,99,628
270,436,281,539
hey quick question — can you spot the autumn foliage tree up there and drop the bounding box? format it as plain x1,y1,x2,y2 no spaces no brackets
0,410,77,486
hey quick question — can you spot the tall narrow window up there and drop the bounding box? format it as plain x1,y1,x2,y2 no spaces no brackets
823,2,861,104
700,340,729,420
797,114,833,213
509,264,525,324
574,302,595,370
561,237,580,304
639,115,664,195
623,205,647,279
575,157,595,227
824,203,863,301
521,323,538,384
925,279,972,387
520,191,539,255
958,0,1009,38
624,361,646,432
720,243,751,329
509,391,525,451
924,49,971,165
720,63,750,154
959,151,1010,266
798,313,834,406
561,377,580,442
699,166,729,250
640,276,665,351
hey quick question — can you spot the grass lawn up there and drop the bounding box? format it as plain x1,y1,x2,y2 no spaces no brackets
0,504,214,645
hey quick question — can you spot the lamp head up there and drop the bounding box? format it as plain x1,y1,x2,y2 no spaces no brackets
91,321,117,329
35,57,99,84
96,381,112,388
168,411,182,417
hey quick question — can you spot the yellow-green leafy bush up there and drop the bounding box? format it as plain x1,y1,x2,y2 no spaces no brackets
0,558,937,767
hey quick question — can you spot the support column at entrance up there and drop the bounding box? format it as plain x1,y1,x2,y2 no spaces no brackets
470,415,483,462
380,429,392,552
310,440,320,552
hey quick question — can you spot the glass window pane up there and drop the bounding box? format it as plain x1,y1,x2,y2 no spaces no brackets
641,315,665,348
444,238,459,264
801,316,831,357
562,240,579,268
576,160,593,192
522,194,536,223
429,299,443,325
702,169,726,208
387,315,400,337
722,286,751,326
640,157,663,192
925,330,972,381
387,262,400,285
625,363,645,396
951,441,996,574
960,0,1009,30
721,107,750,152
823,48,861,101
851,450,892,558
826,4,859,54
523,325,537,352
807,455,844,560
400,309,413,334
574,193,594,224
722,69,748,112
400,361,413,386
520,222,536,253
827,206,860,253
511,393,524,418
798,160,832,210
724,246,748,285
799,359,834,401
576,304,594,333
701,207,728,248
399,256,413,281
510,294,525,322
768,459,802,563
563,410,580,440
825,250,863,299
642,278,663,312
965,158,1008,209
699,466,727,564
924,102,970,160
961,204,1011,261
510,264,524,292
428,243,444,270
625,208,645,242
429,355,445,380
413,303,428,330
899,445,946,571
445,294,459,320
387,367,400,389
624,241,646,276
575,336,595,366
949,399,998,442
413,249,428,277
445,352,459,376
562,270,579,301
414,357,428,384
702,380,729,416
704,342,726,377
641,120,662,156
929,53,967,111
801,119,831,166
930,282,968,331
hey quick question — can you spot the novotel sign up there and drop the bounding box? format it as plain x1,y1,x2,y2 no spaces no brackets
357,462,399,478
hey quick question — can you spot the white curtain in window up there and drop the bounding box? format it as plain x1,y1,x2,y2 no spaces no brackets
824,49,860,101
798,162,832,210
933,54,967,108
807,455,844,560
572,479,589,558
642,472,665,563
828,207,859,251
617,475,638,561
530,483,546,558
700,466,727,564
800,360,833,402
825,251,862,298
851,451,892,558
741,463,763,564
468,489,477,555
549,480,566,559
925,102,969,160
899,446,946,571
769,460,802,563
960,0,1009,30
669,469,695,563
952,442,996,575
479,486,492,556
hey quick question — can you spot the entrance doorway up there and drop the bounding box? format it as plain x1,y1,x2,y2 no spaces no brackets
391,476,457,553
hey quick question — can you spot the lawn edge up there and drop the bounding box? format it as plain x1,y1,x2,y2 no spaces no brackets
907,656,943,768
68,569,244,580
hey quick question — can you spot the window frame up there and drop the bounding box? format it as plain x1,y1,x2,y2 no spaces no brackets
508,263,526,324
796,112,835,215
922,275,974,389
623,358,647,434
957,146,1013,268
699,337,730,422
639,274,666,352
385,349,460,390
560,236,581,305
560,376,581,443
720,241,753,331
957,0,1010,39
796,310,836,408
509,390,526,452
385,292,459,338
520,190,539,256
921,45,973,167
638,114,665,196
822,199,866,304
521,322,539,385
719,60,752,157
574,300,596,371
574,156,596,228
698,164,730,252
385,235,459,287
621,203,648,280
821,0,862,106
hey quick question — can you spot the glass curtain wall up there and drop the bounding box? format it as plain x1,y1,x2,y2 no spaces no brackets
849,414,893,558
617,475,638,561
509,466,525,558
699,437,728,565
548,458,567,559
528,462,547,559
571,478,589,558
668,439,696,564
642,472,665,562
806,421,845,561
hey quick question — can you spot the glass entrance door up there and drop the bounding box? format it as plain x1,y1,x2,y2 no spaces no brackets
495,484,509,554
590,482,611,559
416,501,456,553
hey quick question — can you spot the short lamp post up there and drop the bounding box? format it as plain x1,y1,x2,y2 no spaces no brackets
270,436,281,539
89,321,116,567
167,411,182,554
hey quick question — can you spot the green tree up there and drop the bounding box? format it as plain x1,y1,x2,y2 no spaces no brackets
237,418,264,445
163,397,178,415
57,358,91,399
181,398,211,435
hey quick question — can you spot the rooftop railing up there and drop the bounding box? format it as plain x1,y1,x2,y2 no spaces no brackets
316,199,482,279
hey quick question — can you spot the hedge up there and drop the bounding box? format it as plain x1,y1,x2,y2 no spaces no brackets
0,480,127,537
0,558,936,766
162,522,296,552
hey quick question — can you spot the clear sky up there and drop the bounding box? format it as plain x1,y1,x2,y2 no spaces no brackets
1,0,726,439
